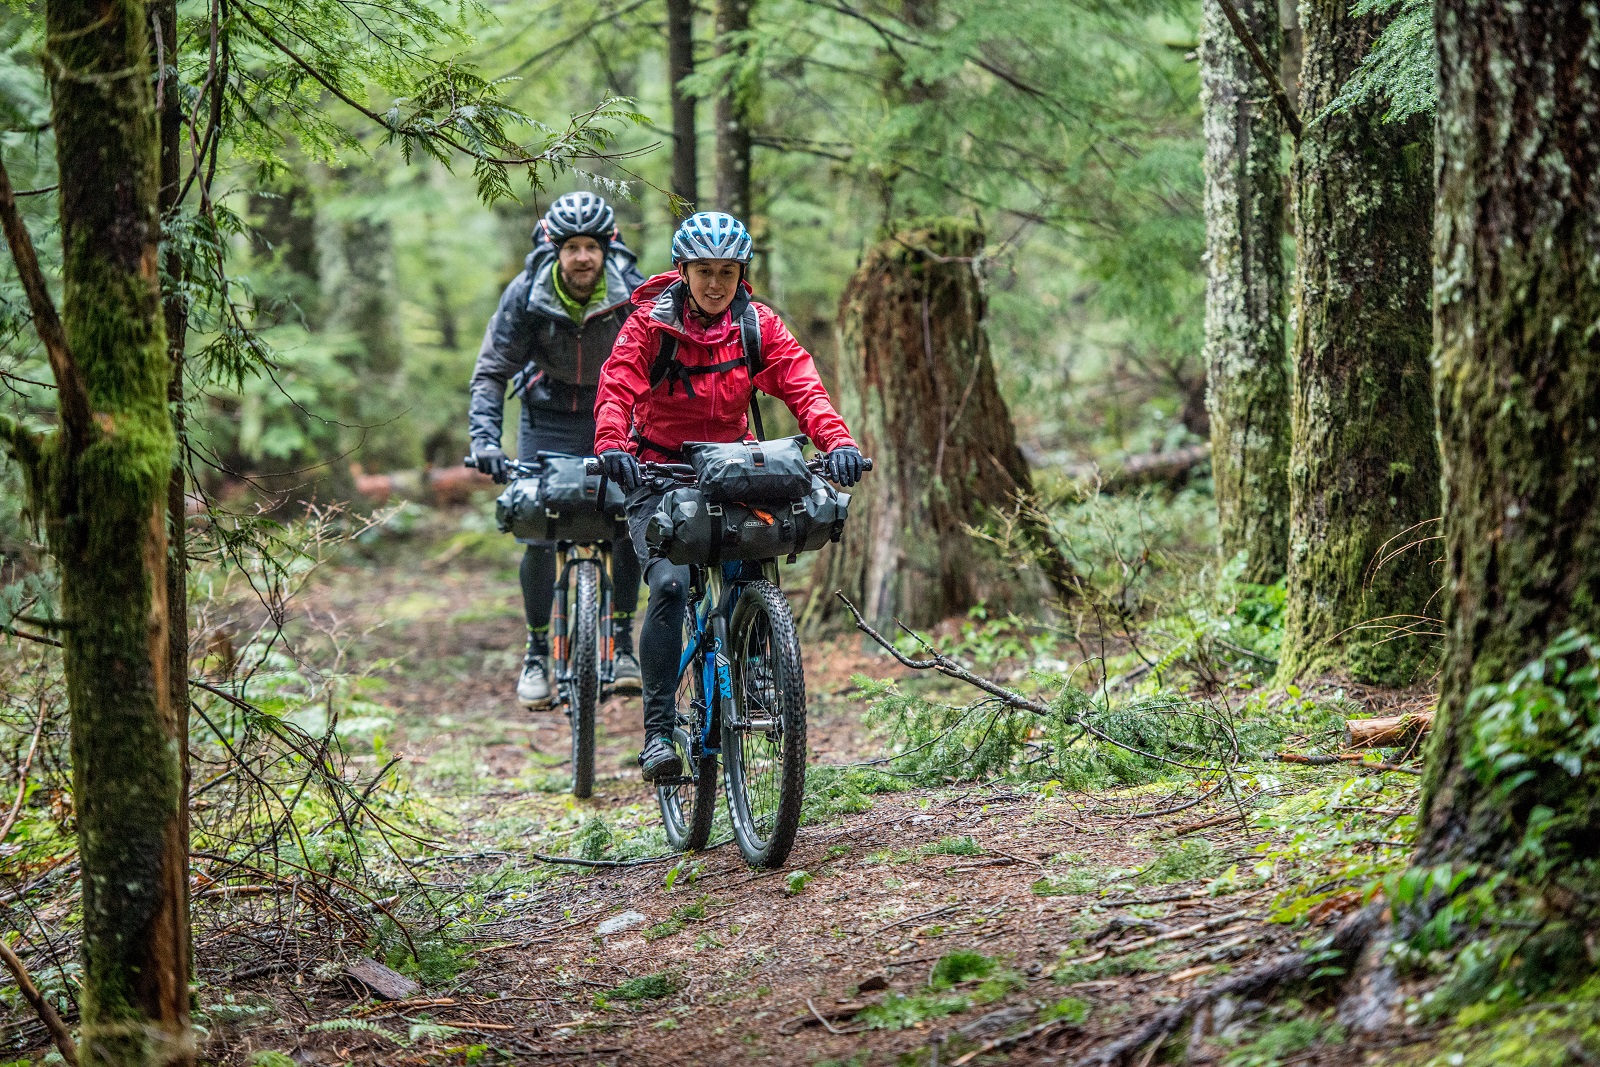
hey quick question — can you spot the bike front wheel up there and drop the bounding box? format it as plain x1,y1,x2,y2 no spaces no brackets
722,580,807,868
568,560,600,798
659,609,718,850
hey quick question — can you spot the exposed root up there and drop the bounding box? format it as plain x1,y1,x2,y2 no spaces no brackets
1082,903,1384,1066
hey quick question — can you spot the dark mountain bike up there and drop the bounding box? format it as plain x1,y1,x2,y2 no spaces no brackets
602,454,870,868
468,453,622,799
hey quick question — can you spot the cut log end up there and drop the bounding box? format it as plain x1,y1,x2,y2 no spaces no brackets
1344,711,1434,750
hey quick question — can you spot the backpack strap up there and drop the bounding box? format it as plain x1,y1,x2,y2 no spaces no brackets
740,303,766,440
644,302,768,434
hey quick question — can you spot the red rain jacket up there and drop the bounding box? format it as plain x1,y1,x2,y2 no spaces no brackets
593,271,856,460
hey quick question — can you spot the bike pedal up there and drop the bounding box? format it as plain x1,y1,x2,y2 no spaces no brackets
652,775,695,786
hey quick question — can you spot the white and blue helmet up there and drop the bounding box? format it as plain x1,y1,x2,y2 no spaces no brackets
671,212,753,265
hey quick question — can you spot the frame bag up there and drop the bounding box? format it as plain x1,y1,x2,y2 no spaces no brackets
645,475,850,566
496,455,626,543
683,435,813,503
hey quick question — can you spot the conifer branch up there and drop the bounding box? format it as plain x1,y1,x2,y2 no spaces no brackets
0,155,90,452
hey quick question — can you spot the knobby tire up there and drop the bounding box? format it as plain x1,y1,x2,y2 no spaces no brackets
569,561,600,799
723,579,807,868
659,609,718,851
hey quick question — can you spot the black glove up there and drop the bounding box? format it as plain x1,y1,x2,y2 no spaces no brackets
471,446,510,484
599,449,642,492
824,446,864,487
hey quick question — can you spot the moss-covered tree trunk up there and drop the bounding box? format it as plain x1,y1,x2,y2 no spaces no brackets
1416,3,1600,876
1277,0,1438,684
667,0,698,212
1200,0,1290,583
808,220,1042,629
46,0,190,1059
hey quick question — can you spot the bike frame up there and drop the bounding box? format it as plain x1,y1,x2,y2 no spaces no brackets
679,559,780,757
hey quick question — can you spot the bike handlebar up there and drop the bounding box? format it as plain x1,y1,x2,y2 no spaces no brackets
580,454,872,485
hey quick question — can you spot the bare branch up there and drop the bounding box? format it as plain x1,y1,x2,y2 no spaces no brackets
1213,0,1302,139
0,939,79,1065
0,155,90,450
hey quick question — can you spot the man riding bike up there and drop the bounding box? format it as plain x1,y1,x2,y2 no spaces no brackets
469,191,647,707
592,211,865,782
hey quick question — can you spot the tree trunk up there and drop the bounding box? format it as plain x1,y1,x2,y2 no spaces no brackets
1277,0,1438,684
155,0,194,1003
1200,0,1290,584
45,0,191,1057
667,0,698,212
1416,3,1600,879
712,0,752,221
806,220,1044,630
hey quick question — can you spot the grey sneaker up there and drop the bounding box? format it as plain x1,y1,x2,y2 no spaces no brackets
638,736,684,782
517,654,552,708
613,651,642,694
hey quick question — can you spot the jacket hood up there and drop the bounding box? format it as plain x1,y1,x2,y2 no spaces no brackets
525,252,637,322
633,270,756,341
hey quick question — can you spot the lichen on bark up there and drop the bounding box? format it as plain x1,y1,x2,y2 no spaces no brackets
1200,0,1290,584
1416,0,1600,881
1277,0,1439,685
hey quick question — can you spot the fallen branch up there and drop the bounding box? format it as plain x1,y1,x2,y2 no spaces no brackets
1062,443,1212,492
531,851,682,869
1081,904,1382,1065
0,701,47,842
836,592,1221,774
1275,752,1421,776
0,938,78,1065
1344,712,1434,750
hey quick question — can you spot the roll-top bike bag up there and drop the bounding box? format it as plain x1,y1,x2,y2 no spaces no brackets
495,456,626,543
682,435,814,503
644,475,850,566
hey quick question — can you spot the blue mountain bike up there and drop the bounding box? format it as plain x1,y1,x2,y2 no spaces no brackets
637,455,869,868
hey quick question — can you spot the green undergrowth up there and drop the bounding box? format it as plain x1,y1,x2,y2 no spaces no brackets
854,951,1026,1030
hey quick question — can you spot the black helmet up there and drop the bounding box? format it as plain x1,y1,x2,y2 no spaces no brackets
541,191,615,244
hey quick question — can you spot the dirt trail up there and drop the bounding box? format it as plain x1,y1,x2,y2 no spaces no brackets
199,529,1396,1067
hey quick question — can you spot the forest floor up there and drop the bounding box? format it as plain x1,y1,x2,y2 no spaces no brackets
24,509,1442,1067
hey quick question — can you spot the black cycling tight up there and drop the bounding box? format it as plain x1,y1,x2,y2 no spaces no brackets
520,539,641,651
638,559,692,741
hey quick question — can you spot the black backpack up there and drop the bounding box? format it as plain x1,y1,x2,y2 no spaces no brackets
648,296,770,441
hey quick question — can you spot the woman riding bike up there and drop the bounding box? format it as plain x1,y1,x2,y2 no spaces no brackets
468,191,647,707
593,211,865,782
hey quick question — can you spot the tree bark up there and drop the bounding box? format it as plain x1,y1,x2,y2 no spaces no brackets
43,0,192,1058
806,220,1046,630
1277,0,1438,685
712,0,752,221
1416,2,1600,878
1200,0,1290,584
155,0,194,1009
667,0,698,212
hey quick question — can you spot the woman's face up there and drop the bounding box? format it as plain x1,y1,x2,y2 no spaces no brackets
681,259,742,318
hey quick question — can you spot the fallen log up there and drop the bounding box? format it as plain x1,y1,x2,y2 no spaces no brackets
1344,711,1434,750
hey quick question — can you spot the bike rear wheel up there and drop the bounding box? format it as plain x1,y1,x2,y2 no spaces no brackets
722,580,807,868
568,561,600,798
658,611,718,850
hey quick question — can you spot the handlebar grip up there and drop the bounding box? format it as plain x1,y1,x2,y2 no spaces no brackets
583,457,602,477
462,455,476,469
862,458,873,471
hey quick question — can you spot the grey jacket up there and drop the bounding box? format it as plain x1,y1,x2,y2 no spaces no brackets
468,241,646,450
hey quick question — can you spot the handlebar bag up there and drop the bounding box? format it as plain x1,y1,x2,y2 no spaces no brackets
682,435,813,503
646,475,851,566
495,456,626,543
